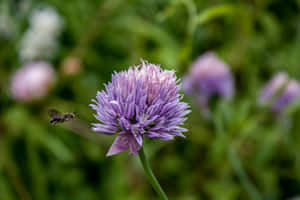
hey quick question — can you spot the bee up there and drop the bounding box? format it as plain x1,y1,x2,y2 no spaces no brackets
48,109,75,124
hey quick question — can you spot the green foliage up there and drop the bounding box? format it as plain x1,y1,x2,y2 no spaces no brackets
1,0,300,199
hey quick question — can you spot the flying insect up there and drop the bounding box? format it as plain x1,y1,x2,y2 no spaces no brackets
48,109,75,124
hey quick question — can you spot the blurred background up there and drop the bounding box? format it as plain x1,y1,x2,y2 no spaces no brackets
1,0,300,199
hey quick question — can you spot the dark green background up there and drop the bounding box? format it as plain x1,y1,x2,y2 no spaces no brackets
1,0,300,199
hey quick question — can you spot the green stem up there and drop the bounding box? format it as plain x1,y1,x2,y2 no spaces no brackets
228,148,261,200
214,106,262,200
189,4,236,34
138,147,168,200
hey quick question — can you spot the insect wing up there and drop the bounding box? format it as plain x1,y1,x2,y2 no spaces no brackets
48,109,63,118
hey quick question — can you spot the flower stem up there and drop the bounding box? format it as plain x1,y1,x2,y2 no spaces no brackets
138,147,168,200
214,105,262,200
227,147,261,200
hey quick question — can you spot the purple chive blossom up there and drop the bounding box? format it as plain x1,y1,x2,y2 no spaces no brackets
11,62,56,103
259,72,289,103
90,61,190,156
183,52,234,110
259,72,300,113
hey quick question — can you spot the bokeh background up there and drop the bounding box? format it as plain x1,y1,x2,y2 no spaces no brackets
1,0,300,199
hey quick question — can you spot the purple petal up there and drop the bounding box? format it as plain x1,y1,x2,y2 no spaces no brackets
106,132,141,156
91,123,118,135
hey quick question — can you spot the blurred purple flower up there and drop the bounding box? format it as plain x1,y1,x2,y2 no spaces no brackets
11,62,56,103
90,61,190,156
259,72,300,113
259,72,288,103
183,52,234,111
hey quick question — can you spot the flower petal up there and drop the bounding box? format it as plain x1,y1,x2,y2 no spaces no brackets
106,132,142,156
